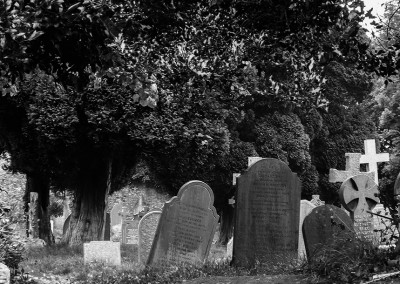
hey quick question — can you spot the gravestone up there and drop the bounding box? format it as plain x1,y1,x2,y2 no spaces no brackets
329,153,374,183
0,263,10,284
310,195,325,207
138,209,162,265
359,139,389,185
121,219,139,245
339,174,379,243
298,200,316,259
147,180,219,267
110,202,123,227
303,205,354,259
29,192,39,238
83,241,121,266
233,158,301,267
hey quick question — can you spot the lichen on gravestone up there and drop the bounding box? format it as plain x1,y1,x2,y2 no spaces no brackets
0,263,10,284
138,209,162,265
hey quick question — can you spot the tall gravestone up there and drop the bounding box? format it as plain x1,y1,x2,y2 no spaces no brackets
147,181,219,267
138,209,162,265
233,158,301,267
298,200,316,259
339,174,379,243
303,205,354,259
104,213,111,241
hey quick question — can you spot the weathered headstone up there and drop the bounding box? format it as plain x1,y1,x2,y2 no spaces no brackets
147,180,219,267
310,195,325,207
110,202,123,227
83,241,121,266
339,174,379,243
298,200,316,259
303,205,354,259
329,153,374,183
121,219,139,245
359,139,389,185
0,263,10,284
138,209,162,265
29,192,39,238
233,158,301,267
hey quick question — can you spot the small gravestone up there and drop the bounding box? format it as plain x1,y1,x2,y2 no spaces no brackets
147,180,219,267
340,174,379,243
83,241,121,266
359,139,389,185
233,158,301,267
329,153,374,183
310,195,325,207
121,219,139,245
110,202,123,227
303,205,354,259
298,200,316,259
0,263,10,284
104,213,111,241
138,209,162,265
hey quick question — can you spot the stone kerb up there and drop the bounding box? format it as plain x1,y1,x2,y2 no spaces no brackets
138,209,162,265
233,158,301,267
83,241,121,266
147,180,219,268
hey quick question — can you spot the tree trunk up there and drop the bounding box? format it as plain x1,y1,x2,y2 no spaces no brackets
63,156,112,246
25,173,54,245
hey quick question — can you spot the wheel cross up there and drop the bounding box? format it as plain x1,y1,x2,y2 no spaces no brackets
339,174,379,241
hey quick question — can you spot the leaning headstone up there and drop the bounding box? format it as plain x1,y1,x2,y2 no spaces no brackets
298,200,316,259
0,263,10,284
339,174,379,243
147,180,219,267
138,209,162,265
310,195,325,207
359,139,389,185
329,153,375,183
83,241,121,266
303,205,354,259
29,192,39,238
233,158,301,267
110,202,123,227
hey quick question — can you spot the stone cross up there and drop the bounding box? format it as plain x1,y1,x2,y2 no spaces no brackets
359,139,389,185
329,153,375,183
310,195,325,207
339,174,380,242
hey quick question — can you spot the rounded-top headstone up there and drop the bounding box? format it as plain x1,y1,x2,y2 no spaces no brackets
138,209,162,265
302,205,354,259
233,158,301,267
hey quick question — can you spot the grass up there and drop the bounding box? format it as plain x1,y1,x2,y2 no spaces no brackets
19,242,303,284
